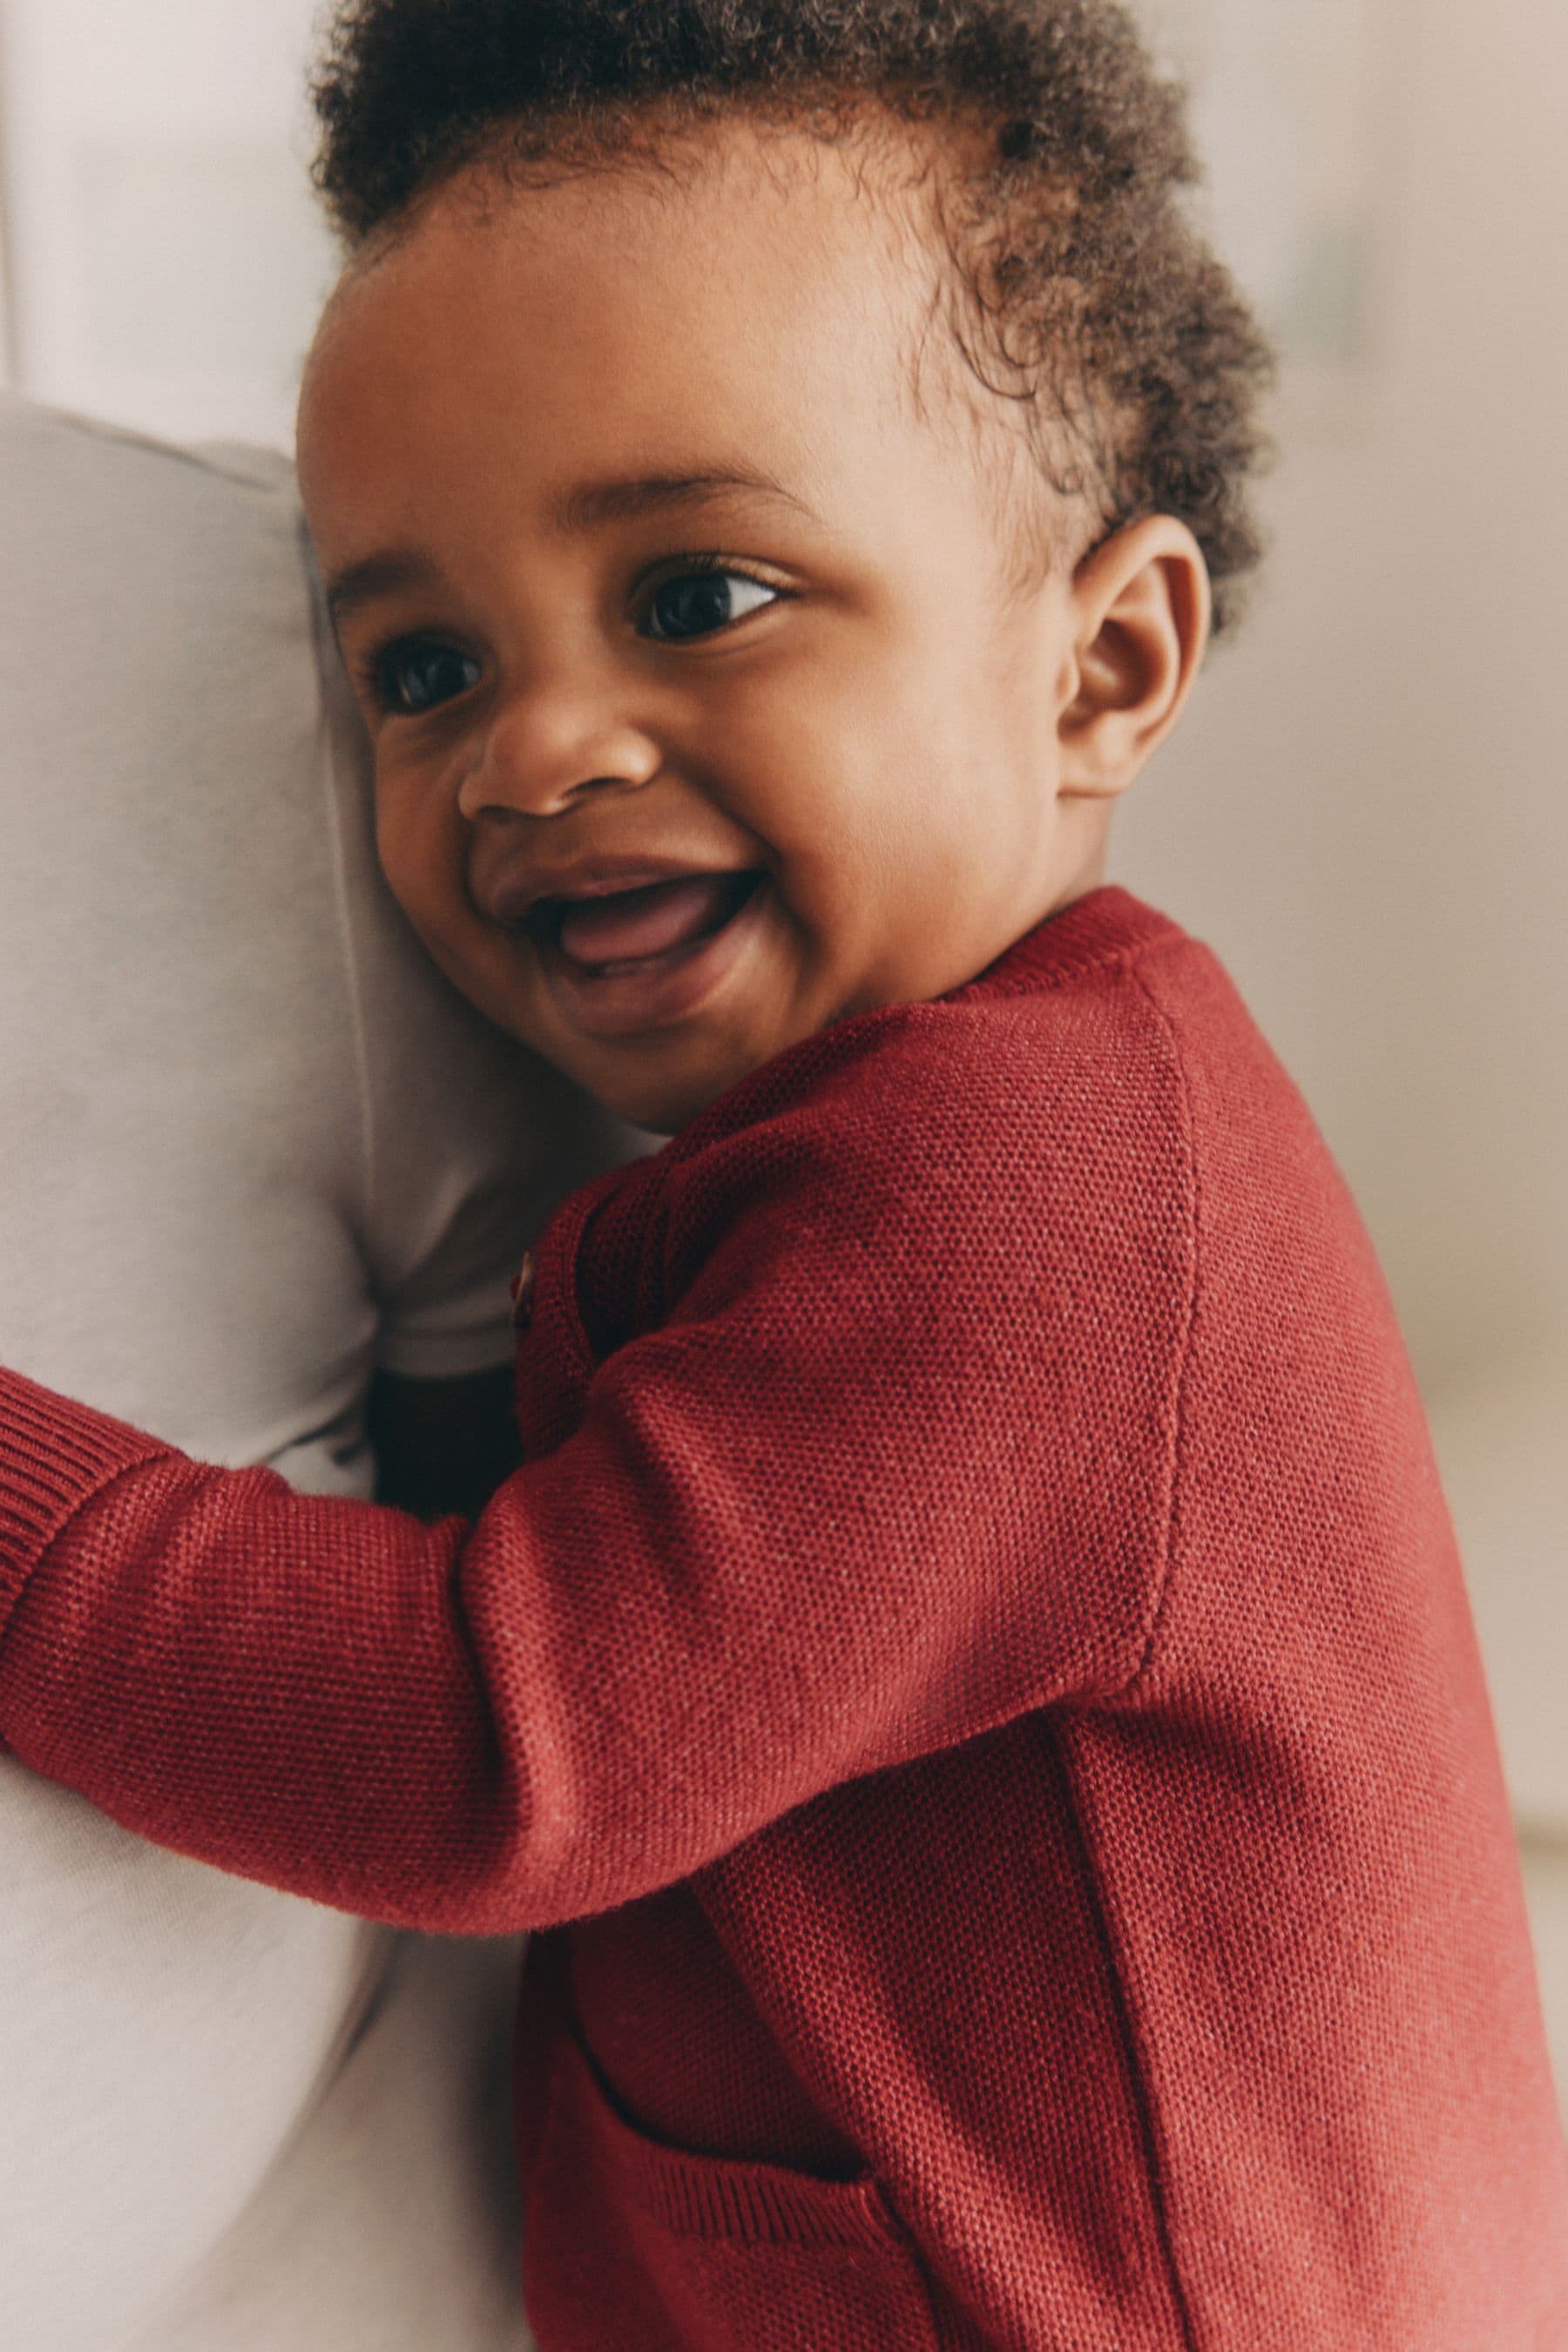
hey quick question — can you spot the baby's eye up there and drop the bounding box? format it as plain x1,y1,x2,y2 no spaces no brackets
642,571,779,644
374,639,482,715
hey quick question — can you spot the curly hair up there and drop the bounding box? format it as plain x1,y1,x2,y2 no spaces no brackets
312,0,1274,632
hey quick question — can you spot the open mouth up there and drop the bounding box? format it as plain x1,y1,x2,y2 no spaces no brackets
512,866,772,1043
524,869,766,978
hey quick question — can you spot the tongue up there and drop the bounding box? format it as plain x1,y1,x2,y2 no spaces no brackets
555,875,740,968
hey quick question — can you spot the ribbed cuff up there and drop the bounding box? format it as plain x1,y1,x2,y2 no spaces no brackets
0,1370,172,1624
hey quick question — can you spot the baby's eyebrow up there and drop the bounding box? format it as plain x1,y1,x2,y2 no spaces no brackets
325,548,442,630
545,470,817,534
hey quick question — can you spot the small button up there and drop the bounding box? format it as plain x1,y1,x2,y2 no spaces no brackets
510,1250,537,1330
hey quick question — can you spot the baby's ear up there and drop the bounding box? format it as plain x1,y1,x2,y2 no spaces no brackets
1057,517,1213,800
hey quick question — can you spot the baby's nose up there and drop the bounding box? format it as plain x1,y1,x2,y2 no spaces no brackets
457,688,662,821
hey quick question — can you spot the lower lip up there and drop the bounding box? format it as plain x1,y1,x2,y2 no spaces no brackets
533,879,769,1041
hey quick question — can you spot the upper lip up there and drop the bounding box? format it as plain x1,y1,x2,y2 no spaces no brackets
479,854,757,929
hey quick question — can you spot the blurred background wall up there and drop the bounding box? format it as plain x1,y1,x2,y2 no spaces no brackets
0,0,331,444
1,0,1564,2085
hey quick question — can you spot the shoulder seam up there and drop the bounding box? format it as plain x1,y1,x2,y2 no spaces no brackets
1048,956,1206,2349
1123,959,1201,1693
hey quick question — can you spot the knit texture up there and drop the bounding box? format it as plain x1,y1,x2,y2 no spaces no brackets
0,886,1564,2349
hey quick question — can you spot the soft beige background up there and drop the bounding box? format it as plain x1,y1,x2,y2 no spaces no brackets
0,0,333,441
1,0,1563,2091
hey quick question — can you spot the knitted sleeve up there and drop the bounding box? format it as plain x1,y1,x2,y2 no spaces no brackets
0,1004,1192,1933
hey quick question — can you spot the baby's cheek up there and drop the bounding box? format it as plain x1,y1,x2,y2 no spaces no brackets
376,783,463,923
372,774,423,883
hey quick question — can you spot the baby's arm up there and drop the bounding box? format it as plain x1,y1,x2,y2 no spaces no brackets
0,1080,1175,1933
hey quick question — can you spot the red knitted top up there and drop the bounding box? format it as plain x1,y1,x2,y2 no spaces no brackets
0,887,1564,2350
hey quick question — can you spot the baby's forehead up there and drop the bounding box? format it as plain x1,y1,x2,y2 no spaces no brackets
315,114,1027,463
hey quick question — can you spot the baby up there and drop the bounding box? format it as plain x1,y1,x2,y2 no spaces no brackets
3,2,1566,2346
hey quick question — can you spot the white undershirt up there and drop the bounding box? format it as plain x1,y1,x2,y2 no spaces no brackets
0,398,621,2352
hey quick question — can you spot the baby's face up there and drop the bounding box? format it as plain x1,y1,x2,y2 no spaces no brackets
300,124,1098,1130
